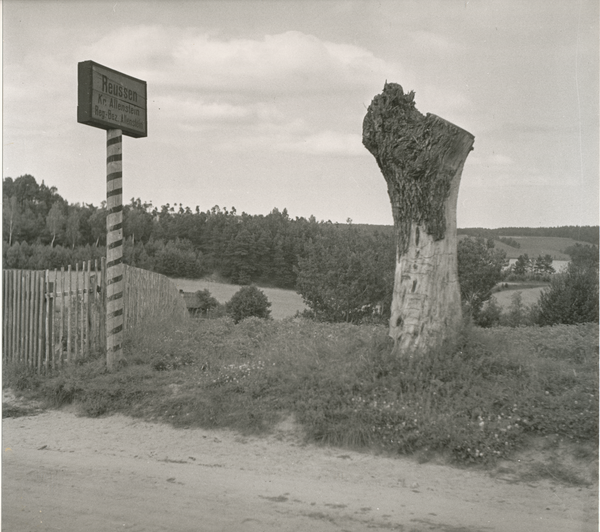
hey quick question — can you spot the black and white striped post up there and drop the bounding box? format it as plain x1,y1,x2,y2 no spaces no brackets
106,129,124,369
77,60,147,370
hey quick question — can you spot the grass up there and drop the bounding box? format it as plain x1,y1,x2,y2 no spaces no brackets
5,316,598,480
492,236,590,260
491,287,547,309
170,278,307,319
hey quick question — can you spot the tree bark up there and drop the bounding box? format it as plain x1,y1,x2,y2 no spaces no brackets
362,83,474,356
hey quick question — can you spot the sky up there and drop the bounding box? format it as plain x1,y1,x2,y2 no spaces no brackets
3,0,599,228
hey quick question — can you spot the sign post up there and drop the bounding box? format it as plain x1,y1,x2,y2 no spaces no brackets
105,129,124,369
77,60,147,370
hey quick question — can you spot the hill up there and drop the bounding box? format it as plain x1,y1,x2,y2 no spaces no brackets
458,226,599,246
356,224,598,260
481,236,592,260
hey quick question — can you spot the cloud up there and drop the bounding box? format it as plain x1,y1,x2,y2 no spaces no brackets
77,27,409,156
81,27,402,95
157,96,256,123
211,119,365,157
489,153,513,165
6,25,469,166
468,152,514,167
275,130,365,157
3,54,76,139
409,30,461,53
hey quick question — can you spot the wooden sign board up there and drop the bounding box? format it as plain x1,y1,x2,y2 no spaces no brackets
77,60,147,138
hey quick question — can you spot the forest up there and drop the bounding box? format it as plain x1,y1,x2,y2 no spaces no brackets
3,173,599,328
3,173,598,293
2,174,394,288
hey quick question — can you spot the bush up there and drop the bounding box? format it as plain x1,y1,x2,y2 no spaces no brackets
457,237,507,318
225,285,272,324
536,263,599,326
475,297,503,328
295,225,394,323
193,289,219,317
500,291,537,327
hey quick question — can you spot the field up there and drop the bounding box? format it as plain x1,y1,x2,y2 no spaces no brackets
491,236,590,260
172,277,550,317
492,284,548,309
171,277,307,319
364,225,591,261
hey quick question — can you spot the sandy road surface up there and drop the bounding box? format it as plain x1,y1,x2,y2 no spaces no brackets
2,409,597,532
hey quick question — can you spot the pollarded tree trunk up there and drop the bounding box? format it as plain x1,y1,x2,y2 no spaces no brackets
362,83,474,356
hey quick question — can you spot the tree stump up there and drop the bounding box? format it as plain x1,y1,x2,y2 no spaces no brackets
362,83,474,356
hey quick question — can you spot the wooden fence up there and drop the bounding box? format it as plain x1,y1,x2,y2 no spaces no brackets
3,261,188,372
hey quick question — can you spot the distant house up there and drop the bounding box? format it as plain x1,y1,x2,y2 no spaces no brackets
180,290,202,316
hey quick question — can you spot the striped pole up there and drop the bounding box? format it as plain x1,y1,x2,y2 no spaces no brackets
106,129,124,370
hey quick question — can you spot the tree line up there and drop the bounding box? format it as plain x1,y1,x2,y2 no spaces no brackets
457,226,599,246
3,174,598,327
2,174,390,289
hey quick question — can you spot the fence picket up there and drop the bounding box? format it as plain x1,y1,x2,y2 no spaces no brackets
94,259,99,351
3,263,188,372
5,271,11,361
23,272,29,364
44,270,49,372
60,267,65,367
2,272,6,361
101,258,106,352
76,262,80,360
52,269,58,369
31,272,37,369
67,265,72,363
86,261,91,355
37,273,44,373
26,271,32,365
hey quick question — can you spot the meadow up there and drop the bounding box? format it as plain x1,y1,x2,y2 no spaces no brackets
492,236,587,260
6,313,598,485
173,276,546,318
171,278,307,319
492,285,548,308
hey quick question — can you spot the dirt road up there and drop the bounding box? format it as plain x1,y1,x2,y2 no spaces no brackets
2,408,597,531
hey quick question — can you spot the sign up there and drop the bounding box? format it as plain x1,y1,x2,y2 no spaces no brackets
77,60,147,138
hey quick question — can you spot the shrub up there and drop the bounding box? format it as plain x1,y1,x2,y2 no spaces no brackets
475,297,503,328
457,237,507,318
499,291,537,327
295,225,394,323
194,289,220,317
225,285,272,324
536,263,599,326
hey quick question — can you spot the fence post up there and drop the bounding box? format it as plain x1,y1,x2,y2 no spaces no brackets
52,270,58,369
2,271,5,364
86,260,91,355
3,271,10,363
80,261,85,357
73,262,80,360
67,265,72,363
15,271,20,363
60,266,65,367
27,271,33,366
45,270,50,373
101,257,107,353
32,272,39,371
37,273,44,373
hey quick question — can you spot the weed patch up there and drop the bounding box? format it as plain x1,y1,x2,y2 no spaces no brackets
4,316,598,473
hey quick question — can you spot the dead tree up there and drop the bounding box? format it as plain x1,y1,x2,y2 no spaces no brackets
362,83,474,356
